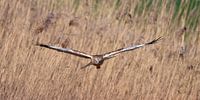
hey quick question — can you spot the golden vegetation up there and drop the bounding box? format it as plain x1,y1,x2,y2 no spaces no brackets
0,0,200,99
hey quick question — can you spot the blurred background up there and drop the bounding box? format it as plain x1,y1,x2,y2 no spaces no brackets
0,0,200,99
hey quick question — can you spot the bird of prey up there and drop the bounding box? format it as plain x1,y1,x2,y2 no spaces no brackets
37,37,162,69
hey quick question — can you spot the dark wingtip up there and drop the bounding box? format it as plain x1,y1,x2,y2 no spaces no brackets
35,43,49,48
146,37,162,45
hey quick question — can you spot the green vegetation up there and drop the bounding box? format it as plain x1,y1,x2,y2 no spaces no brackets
0,0,199,99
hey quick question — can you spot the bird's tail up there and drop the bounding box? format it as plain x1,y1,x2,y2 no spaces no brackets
146,37,162,45
81,62,92,69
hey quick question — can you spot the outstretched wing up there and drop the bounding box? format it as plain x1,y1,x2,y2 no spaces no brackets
103,37,162,59
37,44,92,59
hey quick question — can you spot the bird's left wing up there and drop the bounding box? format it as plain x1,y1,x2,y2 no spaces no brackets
103,37,162,59
37,44,92,59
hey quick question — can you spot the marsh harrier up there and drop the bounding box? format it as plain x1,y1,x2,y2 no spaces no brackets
37,37,161,69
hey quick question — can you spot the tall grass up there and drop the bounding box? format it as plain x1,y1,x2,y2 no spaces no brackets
0,0,199,100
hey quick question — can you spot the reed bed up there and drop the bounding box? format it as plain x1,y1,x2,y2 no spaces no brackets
0,0,200,99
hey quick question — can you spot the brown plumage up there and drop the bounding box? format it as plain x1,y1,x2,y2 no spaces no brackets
37,37,162,69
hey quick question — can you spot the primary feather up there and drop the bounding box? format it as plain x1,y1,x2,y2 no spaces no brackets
103,37,162,59
37,44,92,59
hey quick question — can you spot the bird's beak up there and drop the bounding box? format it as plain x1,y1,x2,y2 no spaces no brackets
81,62,92,69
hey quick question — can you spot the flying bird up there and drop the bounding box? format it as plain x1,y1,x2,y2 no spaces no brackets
37,37,162,69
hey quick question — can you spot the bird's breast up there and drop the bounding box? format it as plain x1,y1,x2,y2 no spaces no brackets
92,57,103,64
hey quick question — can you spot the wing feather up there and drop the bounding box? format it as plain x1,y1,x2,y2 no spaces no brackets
37,44,92,59
103,37,162,59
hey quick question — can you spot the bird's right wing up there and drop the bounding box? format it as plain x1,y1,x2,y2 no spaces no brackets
37,44,92,59
103,37,162,59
